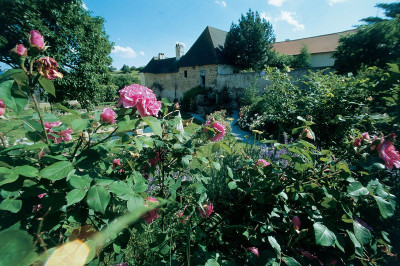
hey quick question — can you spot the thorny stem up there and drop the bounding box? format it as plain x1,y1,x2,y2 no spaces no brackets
33,207,52,253
87,126,119,149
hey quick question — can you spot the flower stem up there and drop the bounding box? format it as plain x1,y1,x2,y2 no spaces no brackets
31,93,49,144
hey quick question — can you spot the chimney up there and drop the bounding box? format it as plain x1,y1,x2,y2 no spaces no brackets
176,43,184,60
158,53,164,60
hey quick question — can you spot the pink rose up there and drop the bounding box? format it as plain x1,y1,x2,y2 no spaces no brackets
204,121,226,142
32,204,42,213
362,132,370,140
44,121,73,144
118,84,161,117
143,197,160,224
0,99,5,116
257,159,270,167
247,247,259,257
112,159,122,169
353,138,361,147
29,30,46,50
292,216,300,231
199,202,214,218
100,108,116,124
11,44,28,57
36,57,63,80
377,139,400,170
38,193,47,199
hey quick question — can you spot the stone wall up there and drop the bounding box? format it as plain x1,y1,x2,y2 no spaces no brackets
143,64,219,100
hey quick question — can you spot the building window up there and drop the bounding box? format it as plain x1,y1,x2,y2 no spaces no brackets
200,70,206,87
184,70,188,78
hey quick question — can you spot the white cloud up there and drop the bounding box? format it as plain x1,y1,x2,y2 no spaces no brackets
215,1,227,7
328,0,348,6
139,51,145,56
112,46,137,58
260,12,273,22
82,2,88,10
279,11,304,31
268,0,287,7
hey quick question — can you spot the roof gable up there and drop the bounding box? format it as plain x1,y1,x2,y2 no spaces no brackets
273,29,357,55
178,26,228,67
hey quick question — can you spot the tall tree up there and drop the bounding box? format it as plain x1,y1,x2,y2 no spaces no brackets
224,9,275,70
294,44,311,68
333,2,400,74
0,0,114,109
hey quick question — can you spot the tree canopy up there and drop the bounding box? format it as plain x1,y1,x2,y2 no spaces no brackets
0,0,114,109
224,9,275,70
333,3,400,74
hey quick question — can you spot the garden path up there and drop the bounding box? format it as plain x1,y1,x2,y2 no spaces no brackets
190,111,257,144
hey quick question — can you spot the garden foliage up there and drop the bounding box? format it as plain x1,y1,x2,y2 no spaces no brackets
0,31,398,266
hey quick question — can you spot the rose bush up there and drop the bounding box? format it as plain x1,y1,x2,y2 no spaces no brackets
0,30,398,266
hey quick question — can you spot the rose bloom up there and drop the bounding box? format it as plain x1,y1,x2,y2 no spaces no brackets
11,44,28,57
143,197,159,224
100,108,116,124
44,121,73,144
199,202,214,218
204,121,226,142
0,99,5,116
377,138,400,170
38,193,47,199
118,84,161,117
36,57,63,80
29,30,46,50
362,132,370,140
292,216,301,231
257,159,270,167
112,159,122,169
247,247,259,258
353,138,361,147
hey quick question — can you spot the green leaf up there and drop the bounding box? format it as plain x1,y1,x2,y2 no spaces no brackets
313,222,336,247
0,69,24,81
347,230,361,248
142,116,162,137
347,182,369,197
67,189,86,206
0,199,22,213
268,236,281,257
86,185,110,214
109,182,133,195
374,196,395,219
212,162,221,171
353,221,372,245
53,103,79,117
220,142,231,154
212,142,220,153
205,259,220,266
127,196,145,213
14,165,38,178
38,76,55,96
0,80,29,115
0,229,35,266
23,120,43,133
71,119,90,131
227,166,233,178
228,181,237,190
69,175,91,189
283,257,301,266
40,161,74,181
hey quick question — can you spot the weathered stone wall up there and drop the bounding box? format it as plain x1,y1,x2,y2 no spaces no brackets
143,64,219,100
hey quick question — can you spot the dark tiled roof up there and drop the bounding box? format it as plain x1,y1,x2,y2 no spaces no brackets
273,29,357,55
179,26,229,67
142,57,179,74
142,26,229,74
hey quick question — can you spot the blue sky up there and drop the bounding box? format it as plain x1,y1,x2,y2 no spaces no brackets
82,0,397,69
1,0,397,71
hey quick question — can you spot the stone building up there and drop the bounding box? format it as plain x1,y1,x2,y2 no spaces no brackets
273,29,357,68
141,26,235,100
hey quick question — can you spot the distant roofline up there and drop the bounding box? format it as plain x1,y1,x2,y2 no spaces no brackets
275,29,357,44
